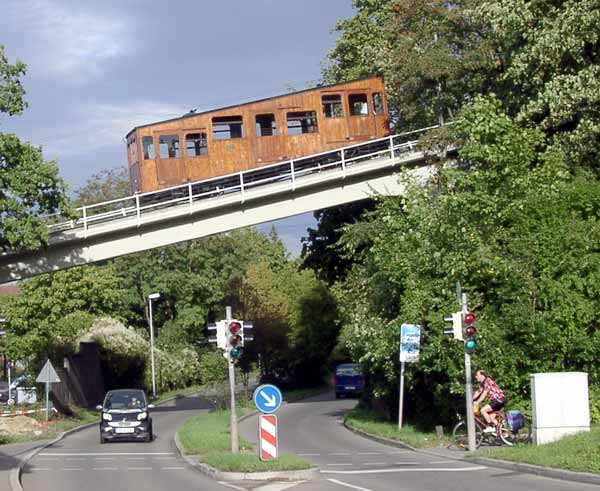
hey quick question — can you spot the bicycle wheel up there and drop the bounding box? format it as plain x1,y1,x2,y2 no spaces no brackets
452,420,484,449
499,416,532,445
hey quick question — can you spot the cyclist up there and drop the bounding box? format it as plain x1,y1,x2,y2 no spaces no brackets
473,369,506,433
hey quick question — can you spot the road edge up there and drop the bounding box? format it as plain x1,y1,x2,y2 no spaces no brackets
8,391,196,491
173,429,320,482
343,420,600,486
466,456,600,486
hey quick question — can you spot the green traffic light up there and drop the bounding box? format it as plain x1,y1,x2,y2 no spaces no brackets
231,347,242,359
465,339,477,351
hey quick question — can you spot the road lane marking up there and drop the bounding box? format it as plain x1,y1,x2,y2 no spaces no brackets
362,462,386,465
329,452,351,456
126,467,153,471
394,462,420,465
429,460,454,464
40,452,173,456
327,478,373,491
253,483,307,491
356,452,380,455
66,457,86,461
92,467,118,470
218,482,246,491
31,468,52,471
322,466,487,475
327,463,353,466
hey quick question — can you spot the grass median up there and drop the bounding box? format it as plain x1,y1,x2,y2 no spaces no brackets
344,406,453,449
177,409,312,472
476,424,600,475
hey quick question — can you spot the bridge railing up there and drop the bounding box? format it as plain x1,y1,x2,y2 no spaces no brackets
45,125,438,236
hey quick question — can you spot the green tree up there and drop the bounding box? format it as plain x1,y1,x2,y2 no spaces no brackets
301,200,375,286
0,45,69,252
2,265,126,361
74,166,130,206
336,96,600,424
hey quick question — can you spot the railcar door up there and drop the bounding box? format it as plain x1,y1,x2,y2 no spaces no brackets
319,91,349,146
252,112,285,165
154,132,187,187
346,91,376,139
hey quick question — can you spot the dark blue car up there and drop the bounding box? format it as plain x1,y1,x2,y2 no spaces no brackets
334,363,364,398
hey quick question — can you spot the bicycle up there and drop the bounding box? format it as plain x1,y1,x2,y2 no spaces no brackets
452,407,532,449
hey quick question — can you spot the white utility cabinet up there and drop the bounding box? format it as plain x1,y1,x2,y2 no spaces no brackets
530,372,590,445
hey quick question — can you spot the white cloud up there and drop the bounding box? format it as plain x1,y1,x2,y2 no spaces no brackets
42,101,187,158
6,0,134,81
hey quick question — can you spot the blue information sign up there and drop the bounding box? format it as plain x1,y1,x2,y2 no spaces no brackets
253,384,282,414
400,323,421,363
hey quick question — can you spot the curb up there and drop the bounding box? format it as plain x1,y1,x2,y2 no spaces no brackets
173,429,319,482
466,456,600,486
343,421,600,485
8,391,200,491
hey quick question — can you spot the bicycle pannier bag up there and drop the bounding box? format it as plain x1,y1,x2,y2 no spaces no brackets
506,410,525,432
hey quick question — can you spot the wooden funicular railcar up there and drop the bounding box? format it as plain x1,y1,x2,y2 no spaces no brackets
125,76,389,195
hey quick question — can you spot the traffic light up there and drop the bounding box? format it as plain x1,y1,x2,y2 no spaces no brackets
227,320,243,360
463,312,477,352
443,312,463,341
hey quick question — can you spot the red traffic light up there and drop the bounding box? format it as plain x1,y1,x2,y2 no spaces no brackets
229,321,242,334
464,312,475,325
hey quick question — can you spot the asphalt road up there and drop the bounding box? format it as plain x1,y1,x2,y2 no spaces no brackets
239,392,599,491
20,395,231,491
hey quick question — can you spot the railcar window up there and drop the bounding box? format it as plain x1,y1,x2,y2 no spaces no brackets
256,114,277,137
128,138,138,162
186,133,208,156
142,136,155,160
349,94,369,116
212,116,244,140
287,111,318,135
322,95,343,118
159,135,181,158
372,92,384,115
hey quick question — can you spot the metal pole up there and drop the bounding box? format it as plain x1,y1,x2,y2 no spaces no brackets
398,361,405,429
45,381,50,421
226,306,239,453
149,299,156,398
462,293,477,451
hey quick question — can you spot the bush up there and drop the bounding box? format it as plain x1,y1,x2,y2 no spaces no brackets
80,317,201,392
590,385,600,424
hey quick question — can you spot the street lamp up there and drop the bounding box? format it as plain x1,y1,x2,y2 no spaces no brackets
148,293,160,397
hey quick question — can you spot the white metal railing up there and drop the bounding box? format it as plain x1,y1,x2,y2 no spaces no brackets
44,125,439,236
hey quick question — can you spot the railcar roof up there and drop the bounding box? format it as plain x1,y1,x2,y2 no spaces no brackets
126,75,383,138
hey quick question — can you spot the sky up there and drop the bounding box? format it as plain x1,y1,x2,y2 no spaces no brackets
1,0,356,256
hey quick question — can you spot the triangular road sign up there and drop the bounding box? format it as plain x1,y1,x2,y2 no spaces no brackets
36,359,61,384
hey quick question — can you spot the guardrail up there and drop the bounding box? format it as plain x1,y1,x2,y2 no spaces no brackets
44,125,439,237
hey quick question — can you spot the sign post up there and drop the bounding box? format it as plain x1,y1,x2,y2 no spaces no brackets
253,384,282,461
36,359,60,421
399,323,421,429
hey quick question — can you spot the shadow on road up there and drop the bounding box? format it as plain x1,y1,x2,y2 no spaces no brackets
151,394,214,413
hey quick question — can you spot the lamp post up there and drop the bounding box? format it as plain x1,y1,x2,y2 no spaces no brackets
148,293,160,397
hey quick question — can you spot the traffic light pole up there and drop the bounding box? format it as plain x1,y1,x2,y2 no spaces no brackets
226,306,240,453
462,293,477,451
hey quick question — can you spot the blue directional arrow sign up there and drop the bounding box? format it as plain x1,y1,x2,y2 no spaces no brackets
253,384,282,414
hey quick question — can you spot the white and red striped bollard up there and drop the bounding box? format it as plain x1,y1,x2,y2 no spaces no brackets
259,414,278,461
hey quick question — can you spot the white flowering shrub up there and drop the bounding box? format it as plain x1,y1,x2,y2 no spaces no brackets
80,317,201,392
